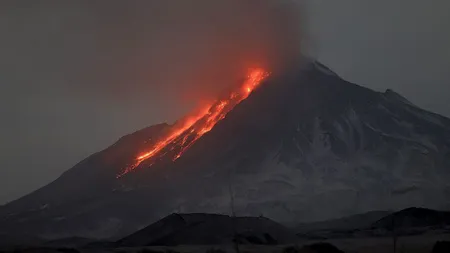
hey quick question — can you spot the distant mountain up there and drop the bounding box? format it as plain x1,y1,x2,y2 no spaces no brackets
294,210,392,233
371,207,450,230
117,213,297,246
295,207,450,239
1,59,450,239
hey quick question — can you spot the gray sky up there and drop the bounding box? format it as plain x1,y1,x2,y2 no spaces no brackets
1,0,449,205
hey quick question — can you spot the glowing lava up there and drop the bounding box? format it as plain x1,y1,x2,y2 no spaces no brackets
117,68,269,178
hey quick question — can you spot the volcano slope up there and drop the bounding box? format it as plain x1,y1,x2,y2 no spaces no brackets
1,61,449,239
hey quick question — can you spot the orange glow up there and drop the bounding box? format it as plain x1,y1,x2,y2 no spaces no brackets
117,68,269,178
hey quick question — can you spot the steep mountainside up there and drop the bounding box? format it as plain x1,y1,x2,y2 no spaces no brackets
1,61,449,239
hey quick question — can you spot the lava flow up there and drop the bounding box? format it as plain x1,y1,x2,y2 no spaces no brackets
117,68,269,178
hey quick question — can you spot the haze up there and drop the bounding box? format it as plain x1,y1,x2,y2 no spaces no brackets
1,0,449,204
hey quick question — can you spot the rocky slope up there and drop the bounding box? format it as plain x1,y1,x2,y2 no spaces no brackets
1,60,449,239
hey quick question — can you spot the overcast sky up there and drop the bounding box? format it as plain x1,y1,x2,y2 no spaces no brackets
1,0,449,205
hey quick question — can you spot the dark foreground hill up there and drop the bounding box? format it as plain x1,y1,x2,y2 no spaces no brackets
295,207,450,239
371,207,450,230
117,213,297,246
1,60,450,239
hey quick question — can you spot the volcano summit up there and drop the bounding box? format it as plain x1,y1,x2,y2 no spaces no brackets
1,60,450,239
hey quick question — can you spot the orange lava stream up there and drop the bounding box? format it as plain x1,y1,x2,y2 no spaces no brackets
117,68,269,178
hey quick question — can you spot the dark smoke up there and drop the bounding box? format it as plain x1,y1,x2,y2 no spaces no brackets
1,0,304,112
74,0,304,106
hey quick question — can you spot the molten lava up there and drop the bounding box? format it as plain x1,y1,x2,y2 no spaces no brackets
117,68,269,178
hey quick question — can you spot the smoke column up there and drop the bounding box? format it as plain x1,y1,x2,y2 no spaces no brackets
1,0,305,114
72,0,304,106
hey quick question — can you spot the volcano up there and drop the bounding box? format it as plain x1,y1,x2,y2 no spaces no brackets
1,60,450,239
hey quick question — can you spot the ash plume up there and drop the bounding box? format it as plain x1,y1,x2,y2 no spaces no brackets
1,0,305,116
74,0,305,106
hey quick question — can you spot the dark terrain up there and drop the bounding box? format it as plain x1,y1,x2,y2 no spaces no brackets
1,61,450,252
1,208,450,252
